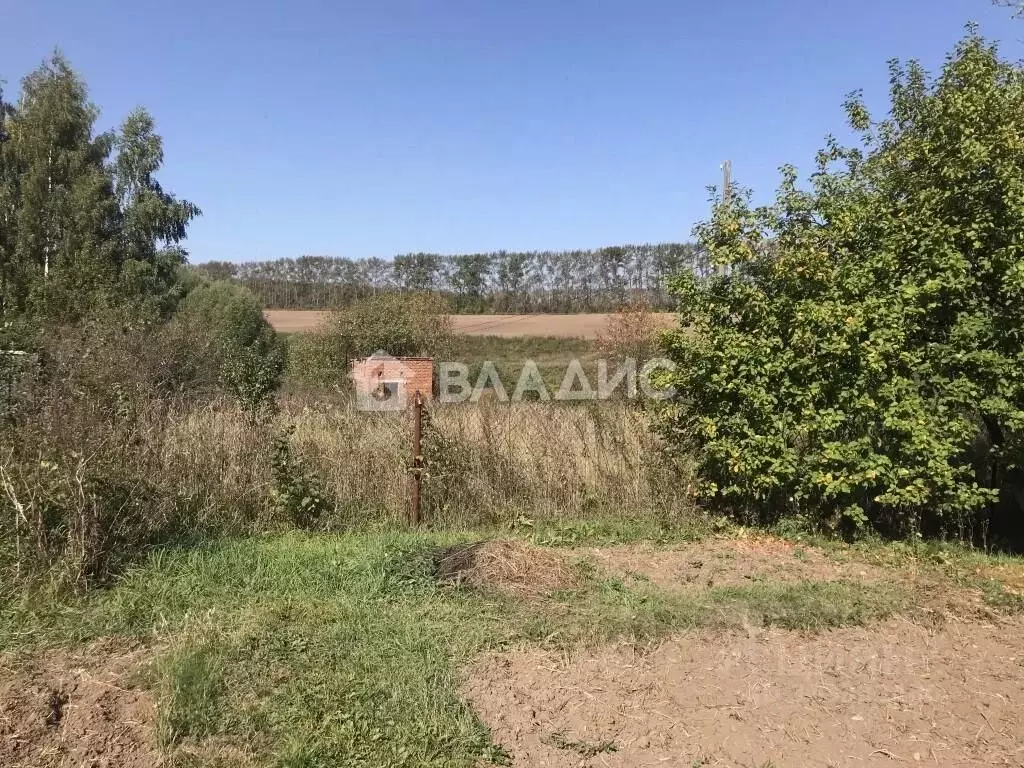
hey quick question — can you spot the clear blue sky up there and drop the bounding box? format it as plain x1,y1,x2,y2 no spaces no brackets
1,1,1021,264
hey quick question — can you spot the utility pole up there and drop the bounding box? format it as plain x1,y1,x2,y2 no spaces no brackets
718,160,732,277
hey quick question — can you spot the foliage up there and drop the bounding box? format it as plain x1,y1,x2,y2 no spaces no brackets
655,30,1024,541
328,291,454,362
596,297,662,368
0,53,198,326
172,280,286,418
114,108,201,320
0,317,280,589
270,426,333,529
286,328,347,390
0,343,172,590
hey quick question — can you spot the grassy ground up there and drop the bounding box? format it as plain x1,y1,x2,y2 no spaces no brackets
285,332,600,395
446,334,600,393
3,522,1021,767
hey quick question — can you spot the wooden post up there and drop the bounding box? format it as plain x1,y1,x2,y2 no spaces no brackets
409,390,424,526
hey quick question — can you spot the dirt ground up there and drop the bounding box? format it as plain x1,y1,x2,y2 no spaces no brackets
3,538,1020,767
460,538,1024,767
585,537,887,590
264,310,677,338
0,641,159,768
464,616,1024,767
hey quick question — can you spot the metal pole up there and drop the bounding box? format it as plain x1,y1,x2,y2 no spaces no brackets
718,160,732,277
409,390,424,526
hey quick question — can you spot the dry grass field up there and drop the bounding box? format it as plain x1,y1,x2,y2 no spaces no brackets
266,310,677,338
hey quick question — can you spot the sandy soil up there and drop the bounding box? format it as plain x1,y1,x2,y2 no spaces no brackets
0,641,159,768
464,617,1024,767
265,310,678,338
585,536,886,590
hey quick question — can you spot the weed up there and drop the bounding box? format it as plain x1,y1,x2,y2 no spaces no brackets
543,730,618,756
158,641,228,747
270,426,333,529
977,580,1024,613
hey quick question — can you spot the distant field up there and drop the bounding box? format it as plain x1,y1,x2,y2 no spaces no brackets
265,310,677,338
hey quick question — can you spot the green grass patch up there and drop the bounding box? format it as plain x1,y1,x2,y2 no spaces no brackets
447,334,599,392
521,515,716,547
0,531,946,767
534,575,906,646
158,641,229,748
770,529,1024,613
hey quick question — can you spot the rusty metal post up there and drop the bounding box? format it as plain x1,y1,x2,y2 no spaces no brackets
409,390,424,526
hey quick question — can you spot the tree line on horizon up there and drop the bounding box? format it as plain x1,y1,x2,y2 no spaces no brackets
194,242,707,313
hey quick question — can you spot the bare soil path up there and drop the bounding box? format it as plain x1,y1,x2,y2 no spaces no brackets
460,536,1024,767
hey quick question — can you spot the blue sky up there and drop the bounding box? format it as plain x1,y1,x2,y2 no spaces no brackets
1,1,1021,264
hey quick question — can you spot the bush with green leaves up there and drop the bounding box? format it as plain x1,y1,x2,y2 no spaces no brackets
655,29,1024,541
173,280,286,418
270,426,333,529
286,292,453,391
285,329,346,391
329,292,453,361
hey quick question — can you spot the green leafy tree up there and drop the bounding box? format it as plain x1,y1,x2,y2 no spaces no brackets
0,55,199,328
4,54,120,322
449,253,492,312
392,253,441,291
113,108,200,320
655,29,1024,540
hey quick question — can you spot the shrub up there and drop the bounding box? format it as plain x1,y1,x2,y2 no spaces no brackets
172,280,285,418
270,426,333,529
0,319,277,589
286,329,346,392
596,298,662,368
655,30,1024,542
328,292,453,362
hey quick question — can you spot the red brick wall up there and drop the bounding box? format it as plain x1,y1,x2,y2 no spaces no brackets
350,357,434,403
401,359,434,399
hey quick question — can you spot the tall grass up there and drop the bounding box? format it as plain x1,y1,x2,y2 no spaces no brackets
2,392,696,588
175,396,696,528
421,400,693,526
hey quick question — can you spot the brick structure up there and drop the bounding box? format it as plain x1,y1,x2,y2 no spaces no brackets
350,352,434,409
